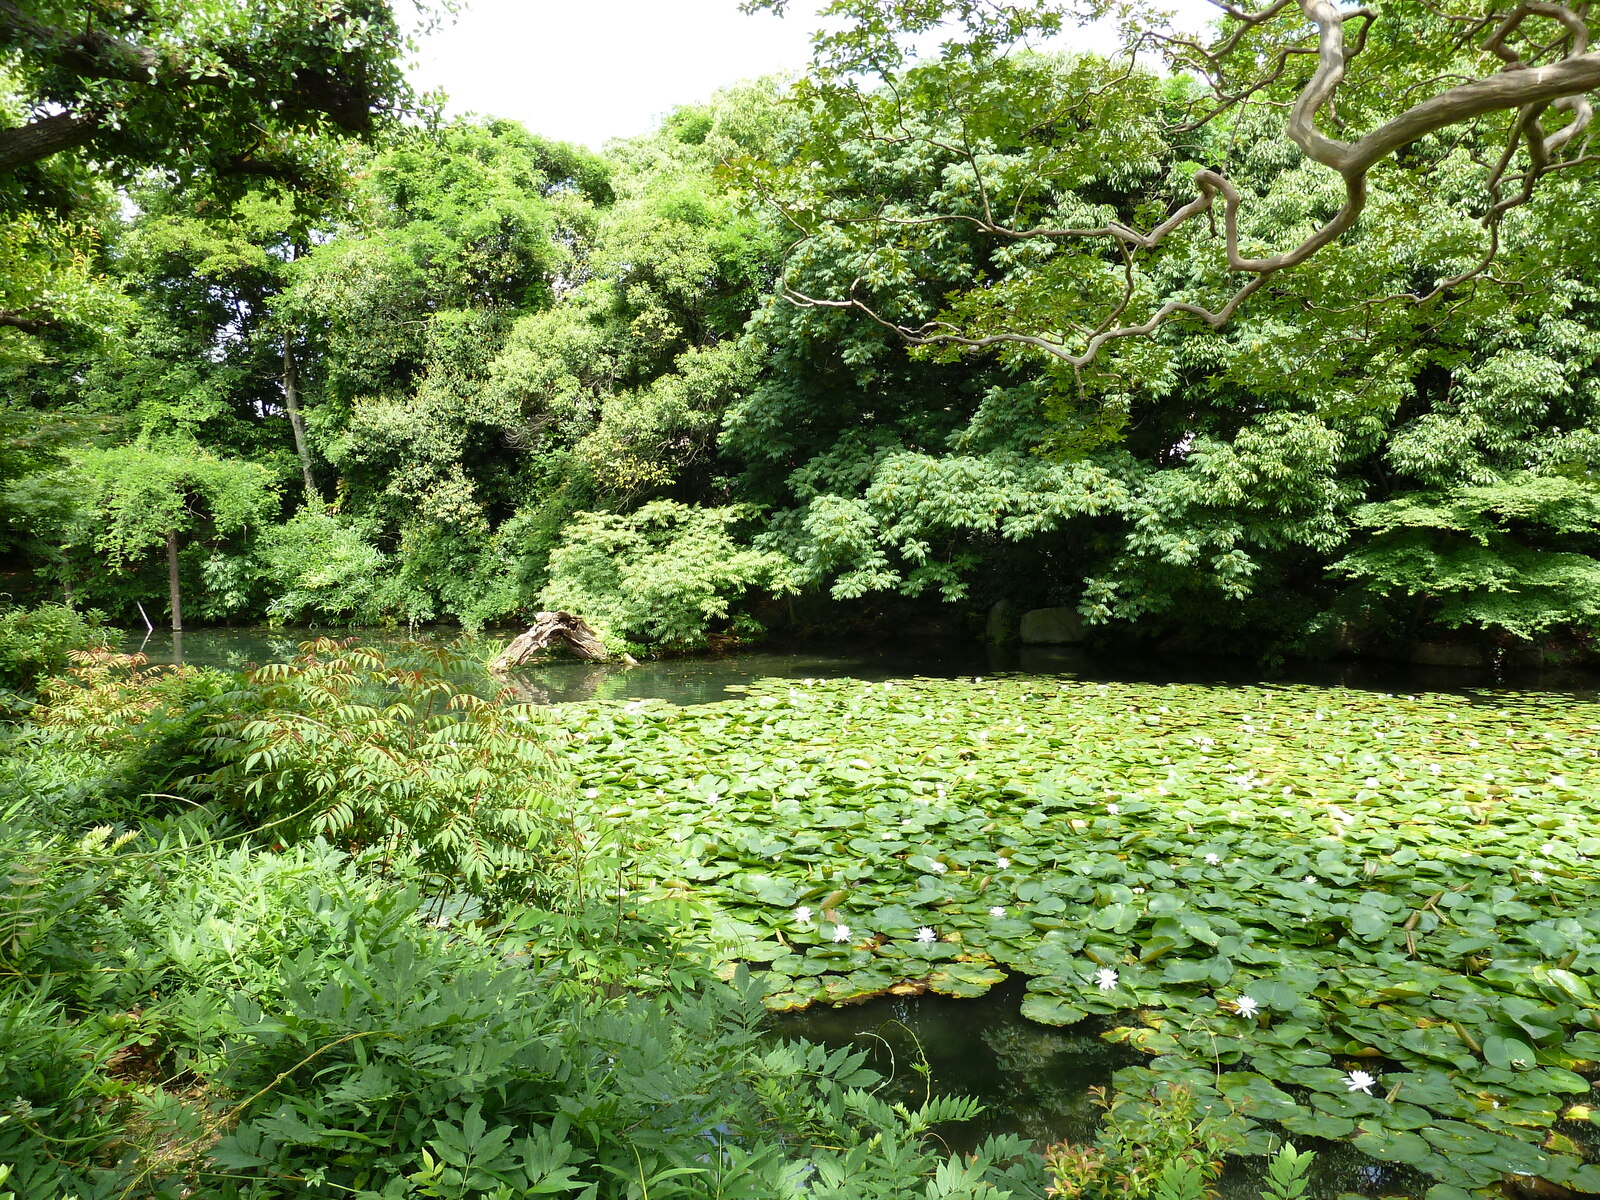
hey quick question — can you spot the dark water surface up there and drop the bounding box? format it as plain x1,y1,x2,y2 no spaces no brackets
123,626,1595,1197
125,626,1600,704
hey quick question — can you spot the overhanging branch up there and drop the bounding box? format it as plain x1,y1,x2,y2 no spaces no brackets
778,0,1600,367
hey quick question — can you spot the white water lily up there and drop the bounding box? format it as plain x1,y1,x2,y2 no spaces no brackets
1094,968,1119,992
1106,804,1120,815
1428,763,1443,776
794,906,813,925
915,926,936,942
996,856,1011,869
1132,886,1145,894
1551,774,1569,786
1364,777,1380,788
1204,853,1222,866
1529,870,1547,884
584,787,600,799
929,861,948,875
1234,996,1260,1018
1303,875,1317,885
990,906,1007,917
1344,1070,1377,1095
832,924,851,943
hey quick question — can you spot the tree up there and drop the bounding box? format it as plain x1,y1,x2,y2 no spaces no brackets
57,442,277,630
0,0,430,193
0,0,439,341
751,0,1600,369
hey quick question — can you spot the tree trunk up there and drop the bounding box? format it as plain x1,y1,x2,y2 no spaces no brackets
282,338,318,501
166,528,183,632
489,611,610,675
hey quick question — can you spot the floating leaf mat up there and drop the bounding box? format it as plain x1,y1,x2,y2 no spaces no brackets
545,675,1600,1196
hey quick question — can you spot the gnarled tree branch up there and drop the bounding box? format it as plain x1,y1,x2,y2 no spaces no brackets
778,0,1600,368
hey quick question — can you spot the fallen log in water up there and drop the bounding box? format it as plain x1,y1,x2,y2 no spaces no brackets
489,611,609,675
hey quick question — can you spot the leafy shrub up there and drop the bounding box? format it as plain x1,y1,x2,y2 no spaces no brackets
0,603,113,696
14,649,235,824
539,500,796,650
0,806,1042,1200
1042,1083,1292,1200
1334,473,1600,639
256,509,389,625
200,639,567,902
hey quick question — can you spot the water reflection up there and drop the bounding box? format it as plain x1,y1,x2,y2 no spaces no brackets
125,627,1600,706
766,979,1138,1152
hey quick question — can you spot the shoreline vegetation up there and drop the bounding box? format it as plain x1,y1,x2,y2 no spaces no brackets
7,0,1600,1195
4,618,1593,1197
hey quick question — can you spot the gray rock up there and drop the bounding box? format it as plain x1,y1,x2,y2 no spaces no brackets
1409,642,1486,668
1019,606,1086,645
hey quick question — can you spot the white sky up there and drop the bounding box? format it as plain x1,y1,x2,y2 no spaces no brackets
408,0,830,150
406,0,1187,150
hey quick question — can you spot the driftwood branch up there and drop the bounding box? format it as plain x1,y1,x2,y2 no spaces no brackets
489,611,611,676
780,0,1600,367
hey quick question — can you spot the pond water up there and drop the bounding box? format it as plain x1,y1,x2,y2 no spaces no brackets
766,983,1434,1199
124,625,1600,704
123,626,1597,1197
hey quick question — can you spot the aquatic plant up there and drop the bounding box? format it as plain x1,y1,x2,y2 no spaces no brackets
554,674,1600,1195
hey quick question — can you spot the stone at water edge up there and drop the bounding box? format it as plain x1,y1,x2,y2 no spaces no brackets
1019,606,1085,645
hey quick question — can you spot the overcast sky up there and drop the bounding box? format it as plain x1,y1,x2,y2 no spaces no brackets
408,0,827,150
406,0,1176,150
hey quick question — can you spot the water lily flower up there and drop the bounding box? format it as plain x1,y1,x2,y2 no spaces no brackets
794,906,813,925
1234,996,1260,1018
1106,804,1120,815
1303,875,1317,885
990,906,1007,917
832,924,852,943
1132,886,1145,894
584,787,600,799
1551,774,1569,786
1529,870,1547,884
1428,763,1443,776
915,926,936,942
1541,842,1558,855
1364,777,1380,788
929,861,948,875
996,856,1011,869
1204,853,1222,866
1344,1070,1377,1095
1094,968,1119,992
1282,786,1293,797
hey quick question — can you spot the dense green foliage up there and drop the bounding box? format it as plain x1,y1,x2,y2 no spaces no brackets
0,600,110,695
553,676,1600,1196
8,35,1600,654
0,641,1043,1199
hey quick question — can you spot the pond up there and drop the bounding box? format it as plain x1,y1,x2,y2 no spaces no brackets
125,626,1600,1198
124,625,1600,704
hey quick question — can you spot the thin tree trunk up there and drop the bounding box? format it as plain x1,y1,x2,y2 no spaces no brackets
166,528,183,632
283,338,318,501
